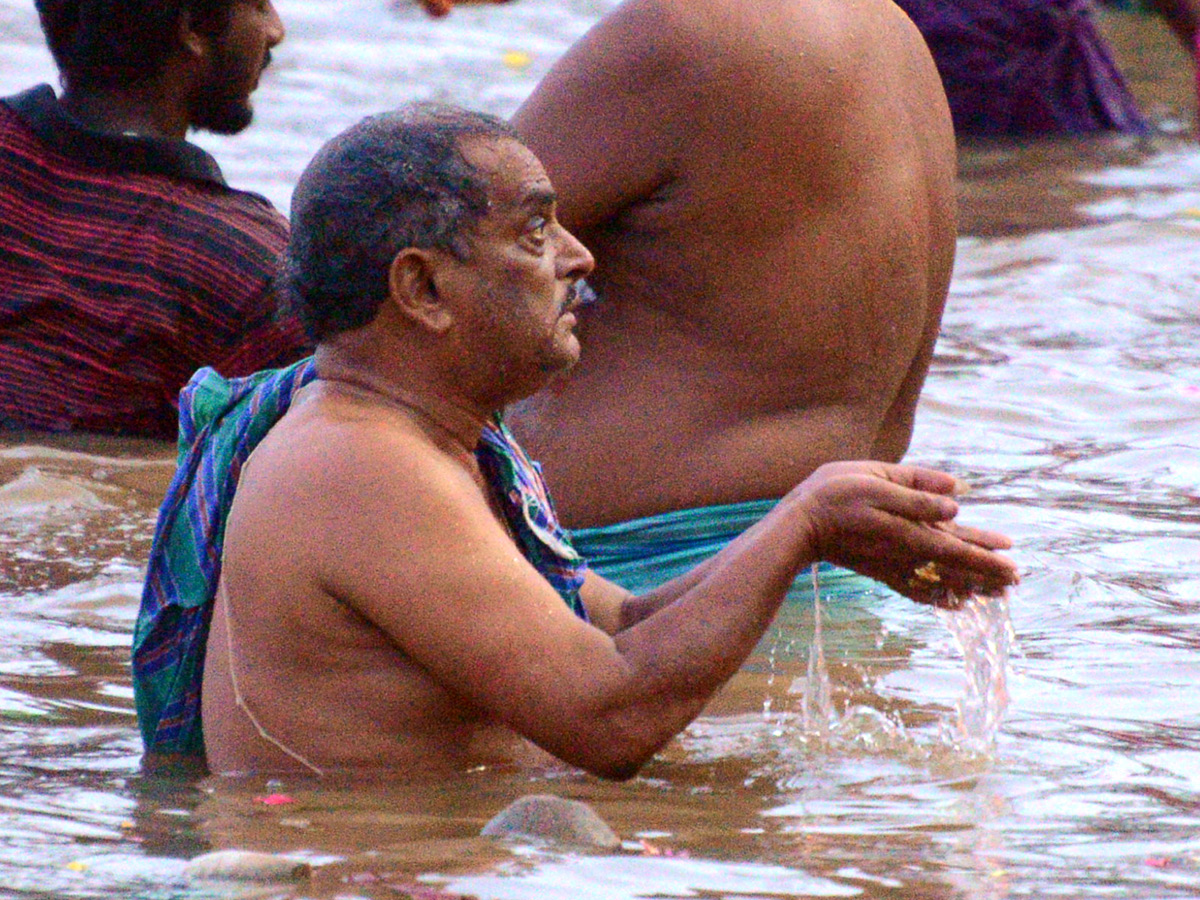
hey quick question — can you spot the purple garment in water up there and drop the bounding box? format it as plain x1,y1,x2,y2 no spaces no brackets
893,0,1150,135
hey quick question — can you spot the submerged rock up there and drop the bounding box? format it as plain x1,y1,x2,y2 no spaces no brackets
480,794,620,851
184,850,312,882
0,466,105,519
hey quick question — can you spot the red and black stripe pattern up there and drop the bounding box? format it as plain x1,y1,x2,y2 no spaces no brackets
0,86,311,439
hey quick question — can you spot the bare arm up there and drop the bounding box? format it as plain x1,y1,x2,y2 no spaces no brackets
318,435,1016,780
578,552,722,635
512,0,698,234
515,0,891,235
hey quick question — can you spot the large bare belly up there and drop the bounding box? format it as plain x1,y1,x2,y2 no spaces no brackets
508,303,920,528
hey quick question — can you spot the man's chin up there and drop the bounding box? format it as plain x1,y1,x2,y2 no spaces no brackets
190,101,255,136
531,339,581,381
512,354,578,405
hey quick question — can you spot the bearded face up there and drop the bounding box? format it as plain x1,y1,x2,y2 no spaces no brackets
188,0,282,136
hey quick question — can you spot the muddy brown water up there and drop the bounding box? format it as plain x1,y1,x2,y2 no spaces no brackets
1,2,1199,897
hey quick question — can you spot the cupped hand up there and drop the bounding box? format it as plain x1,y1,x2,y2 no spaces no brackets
793,461,1019,608
416,0,513,17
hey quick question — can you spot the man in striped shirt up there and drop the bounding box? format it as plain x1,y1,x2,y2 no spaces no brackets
0,0,310,439
0,0,499,439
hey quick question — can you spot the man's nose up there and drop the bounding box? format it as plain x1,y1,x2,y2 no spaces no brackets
555,225,595,280
266,1,286,46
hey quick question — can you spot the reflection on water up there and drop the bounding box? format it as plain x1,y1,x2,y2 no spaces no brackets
2,0,1200,897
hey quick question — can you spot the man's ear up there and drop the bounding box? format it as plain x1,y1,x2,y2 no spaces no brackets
177,9,211,63
388,248,454,333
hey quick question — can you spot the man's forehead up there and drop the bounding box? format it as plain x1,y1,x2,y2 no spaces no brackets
460,136,553,207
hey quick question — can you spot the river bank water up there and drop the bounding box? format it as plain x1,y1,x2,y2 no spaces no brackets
1,2,1199,898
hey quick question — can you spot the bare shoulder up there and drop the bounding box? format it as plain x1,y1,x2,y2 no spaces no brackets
226,392,490,579
532,0,942,166
587,0,926,94
516,0,936,228
241,397,480,522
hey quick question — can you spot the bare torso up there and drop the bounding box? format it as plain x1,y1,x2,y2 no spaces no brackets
196,112,1016,780
508,0,956,527
201,385,559,776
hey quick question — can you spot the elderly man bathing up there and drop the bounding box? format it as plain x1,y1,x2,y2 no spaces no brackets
133,107,1017,778
507,0,960,592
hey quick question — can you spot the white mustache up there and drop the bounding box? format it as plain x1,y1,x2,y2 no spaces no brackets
567,280,598,309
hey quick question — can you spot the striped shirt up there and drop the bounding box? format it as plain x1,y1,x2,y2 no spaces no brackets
0,85,311,439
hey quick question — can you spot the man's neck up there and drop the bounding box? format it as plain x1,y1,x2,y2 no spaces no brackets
59,84,190,141
314,351,493,458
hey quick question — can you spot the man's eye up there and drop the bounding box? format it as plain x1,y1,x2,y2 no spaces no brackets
527,217,548,241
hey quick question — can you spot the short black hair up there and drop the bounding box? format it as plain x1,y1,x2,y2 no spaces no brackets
280,104,519,343
35,0,237,91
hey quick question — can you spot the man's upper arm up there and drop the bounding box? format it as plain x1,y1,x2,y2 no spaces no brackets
578,570,632,635
512,0,697,233
313,440,635,758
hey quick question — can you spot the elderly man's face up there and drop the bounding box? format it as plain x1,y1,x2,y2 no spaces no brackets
443,137,595,393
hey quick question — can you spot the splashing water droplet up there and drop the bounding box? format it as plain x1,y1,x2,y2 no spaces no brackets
937,590,1017,755
801,563,835,735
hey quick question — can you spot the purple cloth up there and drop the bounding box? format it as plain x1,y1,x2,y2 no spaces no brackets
893,0,1150,135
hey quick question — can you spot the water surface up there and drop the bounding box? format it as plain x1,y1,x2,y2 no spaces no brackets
1,2,1199,898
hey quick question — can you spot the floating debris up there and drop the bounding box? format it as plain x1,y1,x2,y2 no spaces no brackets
638,838,689,858
253,793,295,806
502,50,532,70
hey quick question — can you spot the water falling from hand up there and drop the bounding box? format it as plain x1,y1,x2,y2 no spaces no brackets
936,590,1017,755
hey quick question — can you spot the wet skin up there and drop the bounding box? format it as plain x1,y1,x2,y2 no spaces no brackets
508,0,958,527
201,135,1015,780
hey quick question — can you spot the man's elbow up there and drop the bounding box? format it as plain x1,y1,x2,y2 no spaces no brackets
575,749,654,782
554,718,672,781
